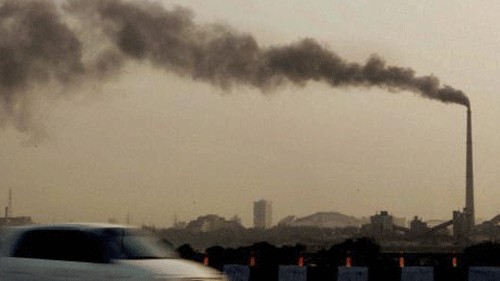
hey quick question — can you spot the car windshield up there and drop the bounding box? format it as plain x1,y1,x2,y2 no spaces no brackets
103,228,177,260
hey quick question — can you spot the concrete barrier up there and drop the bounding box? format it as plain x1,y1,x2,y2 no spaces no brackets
219,264,500,281
223,264,250,281
469,267,500,281
278,265,307,281
400,267,434,281
337,266,368,281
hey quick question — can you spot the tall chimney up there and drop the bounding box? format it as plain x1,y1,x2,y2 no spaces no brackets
8,188,12,218
465,107,475,228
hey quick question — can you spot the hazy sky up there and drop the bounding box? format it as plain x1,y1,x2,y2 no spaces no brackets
1,0,500,227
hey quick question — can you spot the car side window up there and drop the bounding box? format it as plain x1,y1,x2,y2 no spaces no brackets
12,229,108,263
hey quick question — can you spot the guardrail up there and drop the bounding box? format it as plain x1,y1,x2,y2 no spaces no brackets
220,265,500,281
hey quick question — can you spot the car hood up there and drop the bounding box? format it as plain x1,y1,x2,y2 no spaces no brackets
118,258,224,279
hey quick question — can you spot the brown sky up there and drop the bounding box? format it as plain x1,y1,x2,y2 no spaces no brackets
1,0,500,227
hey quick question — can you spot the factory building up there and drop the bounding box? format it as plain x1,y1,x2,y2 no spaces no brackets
362,211,395,237
410,216,429,235
0,189,32,227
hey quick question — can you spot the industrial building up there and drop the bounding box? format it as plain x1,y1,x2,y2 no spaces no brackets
361,108,487,243
0,189,32,227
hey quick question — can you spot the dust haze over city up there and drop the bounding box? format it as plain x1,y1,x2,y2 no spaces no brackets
1,0,499,229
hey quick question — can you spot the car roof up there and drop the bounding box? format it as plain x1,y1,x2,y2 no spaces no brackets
0,223,146,256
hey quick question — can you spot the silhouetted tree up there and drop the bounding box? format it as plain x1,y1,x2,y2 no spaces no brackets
206,245,225,270
328,237,380,267
463,241,500,266
177,244,201,261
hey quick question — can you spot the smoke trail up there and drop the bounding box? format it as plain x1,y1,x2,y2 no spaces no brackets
0,0,83,131
0,0,470,131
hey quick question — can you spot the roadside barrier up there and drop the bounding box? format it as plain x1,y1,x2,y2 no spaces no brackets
468,267,500,281
337,266,369,281
221,264,500,281
278,265,307,281
223,265,250,281
400,267,433,281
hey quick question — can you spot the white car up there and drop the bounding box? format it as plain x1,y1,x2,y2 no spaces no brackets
0,223,227,281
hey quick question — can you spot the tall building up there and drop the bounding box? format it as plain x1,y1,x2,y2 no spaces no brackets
253,200,272,229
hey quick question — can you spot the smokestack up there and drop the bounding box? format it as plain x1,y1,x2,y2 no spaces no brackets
465,107,474,228
8,188,12,218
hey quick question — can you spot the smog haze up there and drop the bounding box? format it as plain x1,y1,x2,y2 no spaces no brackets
1,0,499,227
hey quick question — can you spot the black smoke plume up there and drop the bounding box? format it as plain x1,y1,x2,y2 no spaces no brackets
0,0,469,131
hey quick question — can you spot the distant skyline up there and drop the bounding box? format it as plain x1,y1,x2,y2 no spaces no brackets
2,0,500,228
